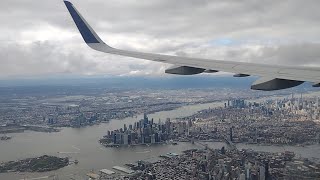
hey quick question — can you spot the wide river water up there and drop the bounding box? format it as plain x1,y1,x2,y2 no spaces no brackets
1,94,320,180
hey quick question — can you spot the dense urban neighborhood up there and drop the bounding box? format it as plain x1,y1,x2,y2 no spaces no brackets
0,86,320,179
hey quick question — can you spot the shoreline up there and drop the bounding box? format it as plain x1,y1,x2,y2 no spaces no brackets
3,90,318,133
0,91,318,179
0,125,60,134
0,155,69,173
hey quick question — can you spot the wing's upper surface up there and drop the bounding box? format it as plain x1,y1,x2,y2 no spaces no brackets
64,1,320,91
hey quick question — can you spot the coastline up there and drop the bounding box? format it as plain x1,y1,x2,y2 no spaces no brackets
0,124,60,134
0,91,320,179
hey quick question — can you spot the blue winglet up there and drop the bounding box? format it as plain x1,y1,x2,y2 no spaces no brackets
64,1,101,44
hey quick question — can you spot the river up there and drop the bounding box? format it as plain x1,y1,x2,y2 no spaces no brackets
0,96,319,180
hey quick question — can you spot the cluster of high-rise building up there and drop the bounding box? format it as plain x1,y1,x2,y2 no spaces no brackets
182,97,320,146
1,87,246,128
100,96,320,147
134,147,320,180
226,99,247,108
101,114,193,146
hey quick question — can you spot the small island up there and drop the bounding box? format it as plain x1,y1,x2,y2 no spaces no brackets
0,155,69,173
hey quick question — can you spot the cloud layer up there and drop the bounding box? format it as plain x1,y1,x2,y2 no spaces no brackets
1,0,320,78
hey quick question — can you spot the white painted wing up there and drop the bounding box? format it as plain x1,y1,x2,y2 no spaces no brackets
88,43,320,83
64,1,320,89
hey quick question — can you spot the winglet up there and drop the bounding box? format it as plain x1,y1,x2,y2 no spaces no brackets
64,1,109,46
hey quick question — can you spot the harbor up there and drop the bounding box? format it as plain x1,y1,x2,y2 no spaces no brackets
0,100,319,179
112,166,134,174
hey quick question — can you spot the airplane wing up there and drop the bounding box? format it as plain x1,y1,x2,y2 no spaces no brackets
64,1,320,91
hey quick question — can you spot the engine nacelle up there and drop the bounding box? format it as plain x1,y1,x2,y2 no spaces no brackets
165,66,205,75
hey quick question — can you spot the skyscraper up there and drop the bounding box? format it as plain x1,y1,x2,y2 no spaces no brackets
151,134,155,144
165,118,171,134
131,132,136,144
265,162,269,180
239,173,245,180
123,134,128,145
116,133,122,144
143,113,148,126
229,127,233,142
113,133,117,144
141,134,145,144
260,165,265,180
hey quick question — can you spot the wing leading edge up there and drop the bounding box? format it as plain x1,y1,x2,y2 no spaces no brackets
63,1,320,91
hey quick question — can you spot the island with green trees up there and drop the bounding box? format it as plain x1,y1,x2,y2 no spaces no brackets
0,155,69,173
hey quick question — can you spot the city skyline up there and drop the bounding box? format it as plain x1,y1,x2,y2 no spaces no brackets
1,1,320,179
0,83,319,179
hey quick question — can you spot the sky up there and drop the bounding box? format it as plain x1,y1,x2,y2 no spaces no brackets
1,0,320,79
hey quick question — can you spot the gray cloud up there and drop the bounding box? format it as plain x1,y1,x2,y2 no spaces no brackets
0,0,320,78
176,43,320,66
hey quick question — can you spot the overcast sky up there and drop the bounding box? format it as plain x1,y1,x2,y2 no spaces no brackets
1,0,320,79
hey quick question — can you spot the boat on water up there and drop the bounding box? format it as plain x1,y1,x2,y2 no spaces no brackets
169,139,178,145
0,135,12,141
